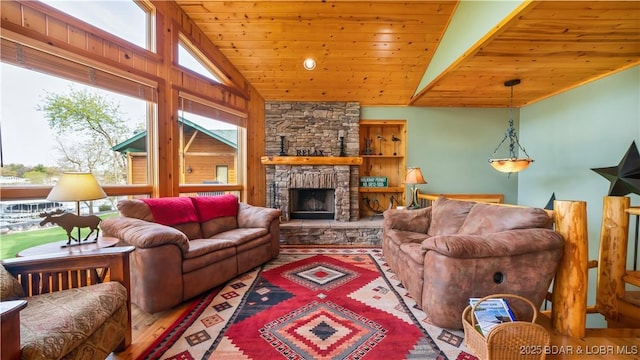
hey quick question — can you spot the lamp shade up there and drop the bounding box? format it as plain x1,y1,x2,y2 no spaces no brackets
405,167,427,184
47,172,106,202
489,158,534,173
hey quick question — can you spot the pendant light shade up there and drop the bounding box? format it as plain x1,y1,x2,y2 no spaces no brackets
488,79,534,173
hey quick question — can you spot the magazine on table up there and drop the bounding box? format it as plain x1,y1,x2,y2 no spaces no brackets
469,297,516,336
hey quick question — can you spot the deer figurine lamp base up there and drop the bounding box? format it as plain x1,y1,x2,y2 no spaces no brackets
44,172,107,247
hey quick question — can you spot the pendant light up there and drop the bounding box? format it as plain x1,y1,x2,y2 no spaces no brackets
488,79,534,173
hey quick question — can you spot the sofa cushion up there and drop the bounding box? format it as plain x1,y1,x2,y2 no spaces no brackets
386,229,431,248
458,203,552,235
201,216,239,239
192,195,240,238
191,194,239,222
119,198,202,240
427,197,475,236
0,264,23,300
210,227,270,247
383,207,432,234
237,203,281,228
140,197,199,226
117,199,155,222
183,238,236,260
20,281,127,360
399,242,426,265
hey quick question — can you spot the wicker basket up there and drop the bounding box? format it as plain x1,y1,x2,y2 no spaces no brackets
462,294,550,360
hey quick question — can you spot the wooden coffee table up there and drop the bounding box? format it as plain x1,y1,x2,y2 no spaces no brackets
17,236,120,257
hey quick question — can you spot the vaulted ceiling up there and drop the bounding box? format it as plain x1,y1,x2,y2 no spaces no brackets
175,1,640,107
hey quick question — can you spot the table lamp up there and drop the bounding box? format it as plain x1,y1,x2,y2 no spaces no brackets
46,172,106,245
405,167,427,209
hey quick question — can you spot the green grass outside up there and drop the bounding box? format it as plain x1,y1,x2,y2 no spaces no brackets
0,212,119,260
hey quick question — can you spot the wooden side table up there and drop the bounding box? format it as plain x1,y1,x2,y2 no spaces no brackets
1,300,27,360
17,236,119,257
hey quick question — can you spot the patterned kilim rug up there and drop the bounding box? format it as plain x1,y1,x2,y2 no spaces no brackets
137,247,479,360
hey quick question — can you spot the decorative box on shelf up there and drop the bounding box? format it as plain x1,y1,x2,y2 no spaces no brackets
360,176,388,188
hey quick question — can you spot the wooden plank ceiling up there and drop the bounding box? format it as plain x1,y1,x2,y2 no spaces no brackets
176,1,640,107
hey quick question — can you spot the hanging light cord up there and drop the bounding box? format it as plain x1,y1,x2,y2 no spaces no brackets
490,82,531,160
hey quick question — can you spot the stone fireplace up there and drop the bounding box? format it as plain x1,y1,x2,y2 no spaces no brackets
264,102,361,222
289,188,335,219
270,164,356,222
262,101,382,246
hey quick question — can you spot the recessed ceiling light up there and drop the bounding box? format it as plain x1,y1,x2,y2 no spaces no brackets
303,58,316,71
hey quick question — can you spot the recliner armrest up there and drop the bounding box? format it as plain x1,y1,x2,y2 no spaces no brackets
237,203,281,228
421,228,564,258
101,217,190,254
383,207,432,234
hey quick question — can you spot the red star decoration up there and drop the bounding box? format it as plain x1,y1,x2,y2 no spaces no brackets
591,141,640,196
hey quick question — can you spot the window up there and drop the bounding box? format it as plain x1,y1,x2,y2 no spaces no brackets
0,60,153,234
0,63,151,186
41,0,153,51
216,166,229,184
178,106,239,186
178,36,222,83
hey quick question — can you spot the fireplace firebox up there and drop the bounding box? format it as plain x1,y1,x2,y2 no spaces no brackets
289,188,335,220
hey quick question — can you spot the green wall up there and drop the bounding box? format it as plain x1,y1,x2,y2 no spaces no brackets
415,0,524,94
360,106,520,204
519,65,640,327
363,65,640,328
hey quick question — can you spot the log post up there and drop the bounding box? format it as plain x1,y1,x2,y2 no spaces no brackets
596,196,630,322
551,200,588,338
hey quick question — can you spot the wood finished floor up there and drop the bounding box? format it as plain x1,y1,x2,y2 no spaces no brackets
108,297,640,360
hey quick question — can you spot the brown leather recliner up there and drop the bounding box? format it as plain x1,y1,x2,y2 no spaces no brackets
382,196,564,329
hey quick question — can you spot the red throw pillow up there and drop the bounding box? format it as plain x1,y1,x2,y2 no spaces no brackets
191,194,239,222
140,197,199,226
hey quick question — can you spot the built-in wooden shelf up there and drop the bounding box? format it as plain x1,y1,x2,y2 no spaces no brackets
260,156,363,166
359,186,405,193
361,155,404,158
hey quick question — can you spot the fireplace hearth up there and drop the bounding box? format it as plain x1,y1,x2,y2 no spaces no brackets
290,188,335,219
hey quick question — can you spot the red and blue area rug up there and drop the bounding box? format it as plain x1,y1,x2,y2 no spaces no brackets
137,247,478,360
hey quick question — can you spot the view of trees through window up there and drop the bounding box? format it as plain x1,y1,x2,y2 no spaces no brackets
1,63,149,184
0,1,243,256
0,62,150,234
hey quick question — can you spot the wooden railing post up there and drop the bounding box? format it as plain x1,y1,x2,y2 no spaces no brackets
596,196,630,323
551,200,588,338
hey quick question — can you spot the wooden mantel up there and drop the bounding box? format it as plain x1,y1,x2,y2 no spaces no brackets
260,156,363,166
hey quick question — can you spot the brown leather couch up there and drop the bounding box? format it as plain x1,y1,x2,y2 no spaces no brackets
101,195,281,313
382,196,564,329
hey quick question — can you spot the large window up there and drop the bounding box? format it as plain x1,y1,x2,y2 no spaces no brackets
41,0,152,51
1,62,150,184
0,61,154,235
0,0,247,241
